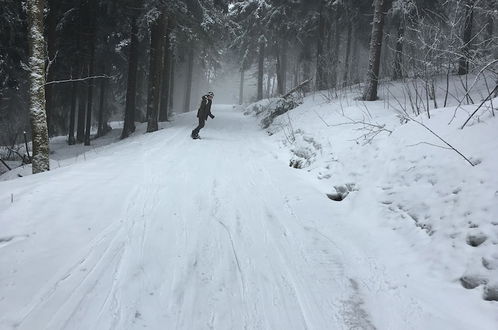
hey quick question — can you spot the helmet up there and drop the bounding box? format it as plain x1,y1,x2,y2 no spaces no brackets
207,92,214,97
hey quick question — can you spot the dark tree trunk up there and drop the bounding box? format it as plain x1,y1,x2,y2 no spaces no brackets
266,72,272,98
485,4,493,50
393,18,405,80
293,61,299,87
169,51,176,110
316,0,327,91
76,79,86,143
146,13,166,133
330,4,340,88
84,44,96,145
301,38,312,94
27,0,50,173
362,0,389,101
458,0,475,75
184,45,194,113
257,42,265,101
484,8,493,58
281,40,288,94
239,69,245,105
350,13,360,84
45,0,58,137
97,65,106,137
122,14,139,139
159,17,173,122
342,17,352,87
276,44,281,94
68,79,77,145
276,39,287,95
84,0,97,145
84,54,95,145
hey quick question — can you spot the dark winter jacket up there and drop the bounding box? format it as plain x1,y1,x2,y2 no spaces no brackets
196,95,214,121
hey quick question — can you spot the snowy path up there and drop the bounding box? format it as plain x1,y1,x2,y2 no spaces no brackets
0,106,496,330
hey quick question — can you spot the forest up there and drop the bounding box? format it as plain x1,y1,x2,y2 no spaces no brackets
0,0,496,173
1,1,498,328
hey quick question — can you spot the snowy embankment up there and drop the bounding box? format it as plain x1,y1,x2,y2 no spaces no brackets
245,76,498,306
0,121,174,180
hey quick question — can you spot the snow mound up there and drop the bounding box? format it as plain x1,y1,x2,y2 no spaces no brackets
246,78,498,303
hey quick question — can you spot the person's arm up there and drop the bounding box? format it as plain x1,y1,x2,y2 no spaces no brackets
208,101,215,119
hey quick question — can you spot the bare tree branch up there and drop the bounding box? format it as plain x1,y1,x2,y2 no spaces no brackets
461,83,498,129
44,75,113,86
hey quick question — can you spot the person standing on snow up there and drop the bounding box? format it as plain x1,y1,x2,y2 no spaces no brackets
191,92,215,139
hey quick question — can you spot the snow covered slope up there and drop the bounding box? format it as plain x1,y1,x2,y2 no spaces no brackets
1,102,497,329
246,79,498,325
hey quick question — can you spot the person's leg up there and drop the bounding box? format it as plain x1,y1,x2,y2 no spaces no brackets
192,117,205,136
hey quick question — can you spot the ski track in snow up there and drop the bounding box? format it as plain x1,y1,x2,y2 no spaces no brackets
1,105,496,330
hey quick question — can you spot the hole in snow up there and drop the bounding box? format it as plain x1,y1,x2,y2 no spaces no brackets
483,285,498,301
460,275,487,289
466,233,487,247
327,192,346,201
327,184,358,202
482,257,497,271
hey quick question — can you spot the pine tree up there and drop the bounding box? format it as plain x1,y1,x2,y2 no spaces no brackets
362,0,390,101
457,0,475,75
122,8,140,139
146,10,166,133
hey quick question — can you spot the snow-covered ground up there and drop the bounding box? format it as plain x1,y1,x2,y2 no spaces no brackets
1,78,498,329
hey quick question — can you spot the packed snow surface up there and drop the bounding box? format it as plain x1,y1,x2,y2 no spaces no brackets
1,102,497,329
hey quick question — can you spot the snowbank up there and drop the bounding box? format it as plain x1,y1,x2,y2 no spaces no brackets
245,77,498,303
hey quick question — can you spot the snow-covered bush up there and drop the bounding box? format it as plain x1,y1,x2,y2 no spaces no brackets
260,97,302,129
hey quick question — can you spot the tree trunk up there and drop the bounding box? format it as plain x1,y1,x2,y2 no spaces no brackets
277,39,288,95
362,0,389,101
485,2,493,50
393,18,405,80
458,0,475,75
169,51,175,110
276,44,281,95
74,1,85,143
184,45,194,113
27,0,50,173
293,61,299,88
146,13,166,133
159,17,173,122
266,72,271,98
45,0,58,137
76,79,86,143
84,0,97,145
350,13,360,84
257,41,265,101
239,69,244,105
97,65,106,137
342,17,352,87
122,14,139,139
68,79,77,145
84,54,95,145
330,4,340,88
316,0,327,91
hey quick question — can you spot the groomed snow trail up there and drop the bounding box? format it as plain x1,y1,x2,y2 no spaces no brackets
0,106,496,330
